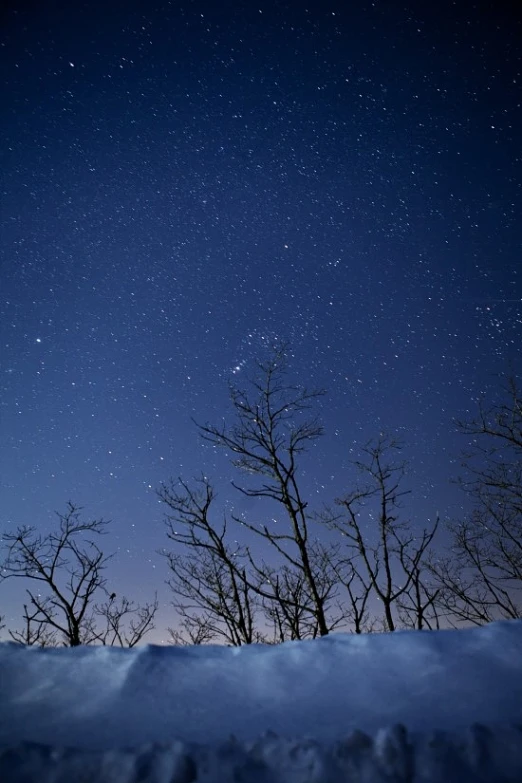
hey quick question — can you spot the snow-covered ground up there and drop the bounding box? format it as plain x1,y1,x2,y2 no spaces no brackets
1,621,522,782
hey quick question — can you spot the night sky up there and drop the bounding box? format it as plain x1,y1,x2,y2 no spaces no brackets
1,0,521,642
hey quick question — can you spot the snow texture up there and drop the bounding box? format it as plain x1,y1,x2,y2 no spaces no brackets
1,621,521,782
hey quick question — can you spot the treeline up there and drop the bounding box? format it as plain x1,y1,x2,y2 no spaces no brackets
1,347,521,647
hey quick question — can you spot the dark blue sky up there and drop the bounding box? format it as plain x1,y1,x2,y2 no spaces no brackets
1,0,521,641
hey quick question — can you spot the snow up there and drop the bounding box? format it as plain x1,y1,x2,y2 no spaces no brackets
1,621,522,782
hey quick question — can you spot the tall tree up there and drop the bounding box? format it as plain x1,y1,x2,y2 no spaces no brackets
324,436,439,632
160,346,342,642
196,346,341,638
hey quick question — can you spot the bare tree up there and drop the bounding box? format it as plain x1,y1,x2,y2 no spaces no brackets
8,603,58,647
159,477,262,646
325,436,439,632
196,346,341,637
1,503,109,646
1,502,158,646
93,594,159,648
431,375,522,624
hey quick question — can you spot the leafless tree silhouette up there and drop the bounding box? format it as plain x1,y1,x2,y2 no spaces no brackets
1,502,157,646
159,477,261,645
323,436,439,631
196,346,341,638
431,375,522,625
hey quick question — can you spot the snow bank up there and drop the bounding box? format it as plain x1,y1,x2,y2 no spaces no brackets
1,621,521,781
